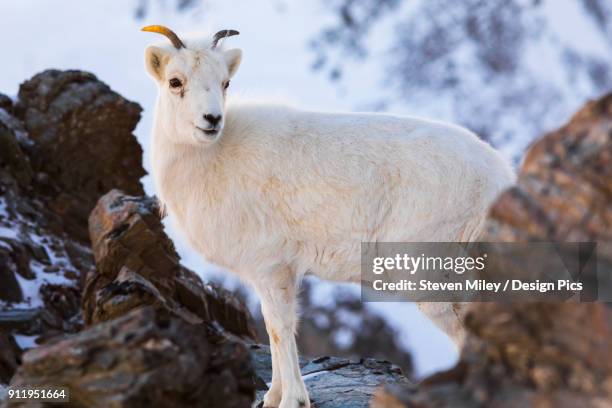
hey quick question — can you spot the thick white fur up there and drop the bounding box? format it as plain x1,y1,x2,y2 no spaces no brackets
145,35,515,408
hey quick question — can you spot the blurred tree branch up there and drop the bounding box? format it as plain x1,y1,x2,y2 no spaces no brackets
134,0,204,19
310,0,612,145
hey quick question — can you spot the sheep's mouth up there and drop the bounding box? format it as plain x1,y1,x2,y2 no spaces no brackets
196,126,219,137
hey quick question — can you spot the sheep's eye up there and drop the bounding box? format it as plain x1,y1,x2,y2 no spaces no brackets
169,78,182,88
223,80,230,90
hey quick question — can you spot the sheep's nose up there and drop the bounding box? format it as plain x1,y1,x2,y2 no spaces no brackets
203,114,222,127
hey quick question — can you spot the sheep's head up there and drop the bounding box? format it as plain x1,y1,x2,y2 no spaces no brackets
143,25,242,146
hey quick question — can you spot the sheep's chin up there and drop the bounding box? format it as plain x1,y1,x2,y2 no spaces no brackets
192,128,221,145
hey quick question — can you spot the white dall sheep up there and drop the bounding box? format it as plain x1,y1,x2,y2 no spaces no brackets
143,25,515,408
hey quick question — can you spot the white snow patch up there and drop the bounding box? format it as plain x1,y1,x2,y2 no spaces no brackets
0,197,7,215
333,327,355,349
312,313,330,328
14,334,38,350
13,261,73,308
335,309,363,330
0,198,20,241
0,226,18,240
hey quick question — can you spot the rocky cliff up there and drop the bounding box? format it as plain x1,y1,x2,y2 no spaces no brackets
0,70,610,408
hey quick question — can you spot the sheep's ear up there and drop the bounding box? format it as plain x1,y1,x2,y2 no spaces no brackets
145,46,170,81
224,48,242,78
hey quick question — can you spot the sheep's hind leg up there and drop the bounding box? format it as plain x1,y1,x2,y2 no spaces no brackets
256,269,310,408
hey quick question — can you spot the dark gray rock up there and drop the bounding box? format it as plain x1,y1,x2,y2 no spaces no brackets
0,111,32,189
0,309,58,335
0,254,22,304
250,345,410,408
0,95,12,113
0,332,21,384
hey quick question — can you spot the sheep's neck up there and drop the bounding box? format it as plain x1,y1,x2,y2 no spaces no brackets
152,133,216,218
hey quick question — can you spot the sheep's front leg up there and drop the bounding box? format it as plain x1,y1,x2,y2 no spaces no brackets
262,333,282,407
256,270,309,408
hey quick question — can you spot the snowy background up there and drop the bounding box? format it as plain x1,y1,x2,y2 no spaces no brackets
1,0,611,377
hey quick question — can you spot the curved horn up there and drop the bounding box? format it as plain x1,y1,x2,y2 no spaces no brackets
142,25,185,49
212,29,240,48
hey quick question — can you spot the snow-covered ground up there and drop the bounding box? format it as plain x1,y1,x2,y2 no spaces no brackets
0,197,77,310
6,0,603,377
